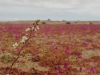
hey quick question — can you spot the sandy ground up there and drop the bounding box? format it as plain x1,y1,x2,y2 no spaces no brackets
0,22,100,75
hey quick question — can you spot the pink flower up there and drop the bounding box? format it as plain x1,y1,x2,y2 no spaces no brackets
34,49,39,53
26,43,28,47
80,67,82,72
15,32,19,36
66,46,69,51
54,47,58,51
77,54,82,58
85,43,89,47
65,50,70,54
90,67,94,73
17,48,22,51
58,66,61,74
2,48,5,52
64,62,68,68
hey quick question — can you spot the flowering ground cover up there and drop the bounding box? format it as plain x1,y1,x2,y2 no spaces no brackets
0,23,100,75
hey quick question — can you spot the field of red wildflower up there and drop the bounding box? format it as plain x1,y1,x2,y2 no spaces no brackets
0,22,100,75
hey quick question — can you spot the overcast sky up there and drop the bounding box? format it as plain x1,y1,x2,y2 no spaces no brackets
0,0,100,21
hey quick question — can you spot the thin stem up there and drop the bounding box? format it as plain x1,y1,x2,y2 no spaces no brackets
8,20,39,74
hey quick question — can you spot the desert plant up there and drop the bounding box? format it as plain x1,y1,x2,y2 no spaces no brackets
48,19,50,21
75,22,77,23
90,22,93,24
1,54,14,63
66,22,71,24
42,21,46,24
6,20,40,75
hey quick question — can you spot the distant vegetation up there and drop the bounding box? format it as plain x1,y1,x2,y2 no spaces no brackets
48,19,51,21
42,21,46,24
66,22,71,24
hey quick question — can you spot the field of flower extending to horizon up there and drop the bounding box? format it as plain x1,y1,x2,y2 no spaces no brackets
0,21,100,75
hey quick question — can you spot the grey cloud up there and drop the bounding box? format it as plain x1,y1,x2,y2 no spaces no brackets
1,0,99,8
0,0,100,21
0,0,11,7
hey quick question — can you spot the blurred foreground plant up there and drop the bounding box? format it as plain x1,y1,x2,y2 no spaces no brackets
5,20,40,75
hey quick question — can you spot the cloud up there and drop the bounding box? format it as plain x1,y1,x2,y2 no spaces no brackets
0,0,11,7
0,0,100,21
